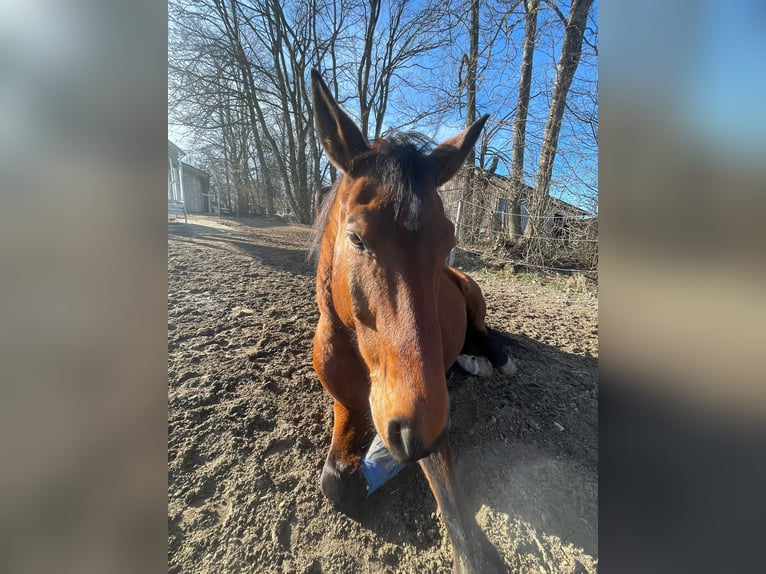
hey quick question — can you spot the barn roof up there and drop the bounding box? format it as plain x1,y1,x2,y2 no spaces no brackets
471,167,591,216
182,162,209,179
168,140,186,158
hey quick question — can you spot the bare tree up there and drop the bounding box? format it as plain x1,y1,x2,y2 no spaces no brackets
355,0,450,139
168,0,597,247
169,0,278,216
525,0,595,243
170,0,452,223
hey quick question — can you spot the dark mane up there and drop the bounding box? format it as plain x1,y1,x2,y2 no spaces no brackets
308,177,339,261
308,131,435,261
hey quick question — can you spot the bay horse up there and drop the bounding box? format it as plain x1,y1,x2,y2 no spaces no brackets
310,70,514,574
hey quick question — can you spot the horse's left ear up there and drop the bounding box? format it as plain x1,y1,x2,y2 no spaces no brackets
428,115,490,186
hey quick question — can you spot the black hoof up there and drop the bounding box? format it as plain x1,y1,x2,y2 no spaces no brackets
480,333,516,376
320,456,368,517
483,342,510,370
455,530,508,574
496,356,517,377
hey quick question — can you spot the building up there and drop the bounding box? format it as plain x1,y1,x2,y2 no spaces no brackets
168,140,212,222
181,163,211,214
438,166,592,239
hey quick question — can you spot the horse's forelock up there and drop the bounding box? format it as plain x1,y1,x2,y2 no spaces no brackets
374,131,436,231
309,131,437,259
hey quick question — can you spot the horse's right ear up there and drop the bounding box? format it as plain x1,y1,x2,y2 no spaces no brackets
311,69,369,173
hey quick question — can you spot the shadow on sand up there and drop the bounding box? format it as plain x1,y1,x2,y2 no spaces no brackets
169,221,314,277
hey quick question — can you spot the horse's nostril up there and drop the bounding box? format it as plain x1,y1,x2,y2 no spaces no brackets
387,419,403,451
387,418,422,462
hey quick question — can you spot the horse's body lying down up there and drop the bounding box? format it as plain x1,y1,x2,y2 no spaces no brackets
310,69,515,574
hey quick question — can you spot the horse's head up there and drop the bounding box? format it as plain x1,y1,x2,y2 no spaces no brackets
311,70,488,464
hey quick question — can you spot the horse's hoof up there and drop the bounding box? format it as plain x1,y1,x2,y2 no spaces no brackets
457,354,480,375
454,543,508,574
496,356,517,377
457,355,493,377
475,356,494,377
320,458,368,517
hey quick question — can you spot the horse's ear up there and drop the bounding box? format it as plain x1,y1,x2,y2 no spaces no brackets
428,115,490,186
311,69,369,173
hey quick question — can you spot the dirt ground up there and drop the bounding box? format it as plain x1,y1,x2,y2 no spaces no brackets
168,215,598,574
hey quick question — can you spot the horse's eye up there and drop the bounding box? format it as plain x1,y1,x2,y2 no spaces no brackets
347,232,365,250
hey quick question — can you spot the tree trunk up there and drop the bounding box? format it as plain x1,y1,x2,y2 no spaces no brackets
509,0,539,241
461,0,480,244
358,0,381,137
218,108,233,213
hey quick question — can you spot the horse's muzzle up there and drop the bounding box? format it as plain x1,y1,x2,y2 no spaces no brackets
386,418,448,464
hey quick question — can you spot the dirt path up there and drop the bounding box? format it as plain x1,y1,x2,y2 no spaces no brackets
168,215,598,573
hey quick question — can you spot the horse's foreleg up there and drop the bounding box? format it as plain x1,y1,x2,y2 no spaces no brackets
320,400,373,516
468,327,517,376
466,307,516,377
457,321,516,377
313,315,376,516
418,438,508,574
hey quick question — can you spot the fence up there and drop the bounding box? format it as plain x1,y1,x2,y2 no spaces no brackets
439,168,598,277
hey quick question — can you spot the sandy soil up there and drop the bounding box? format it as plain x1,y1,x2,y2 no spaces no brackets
168,215,598,573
